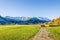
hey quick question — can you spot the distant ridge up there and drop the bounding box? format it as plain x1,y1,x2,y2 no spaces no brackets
0,16,51,25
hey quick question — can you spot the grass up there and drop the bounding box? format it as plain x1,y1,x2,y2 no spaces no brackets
0,25,40,40
47,27,60,40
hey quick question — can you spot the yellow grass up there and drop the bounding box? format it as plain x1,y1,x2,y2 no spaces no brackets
0,25,40,40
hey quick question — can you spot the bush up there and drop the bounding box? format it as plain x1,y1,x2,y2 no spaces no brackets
41,25,45,27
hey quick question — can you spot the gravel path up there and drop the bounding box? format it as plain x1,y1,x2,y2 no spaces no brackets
32,27,54,40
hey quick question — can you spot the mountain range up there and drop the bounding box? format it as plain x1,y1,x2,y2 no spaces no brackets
0,16,51,25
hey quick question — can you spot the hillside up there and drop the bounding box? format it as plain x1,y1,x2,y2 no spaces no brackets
48,17,60,25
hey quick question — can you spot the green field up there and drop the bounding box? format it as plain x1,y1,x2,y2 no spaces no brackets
0,25,40,40
47,27,60,40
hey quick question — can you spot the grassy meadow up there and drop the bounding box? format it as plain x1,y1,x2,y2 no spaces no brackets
47,27,60,40
0,25,40,40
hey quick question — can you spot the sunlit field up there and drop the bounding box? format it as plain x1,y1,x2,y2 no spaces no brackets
0,25,40,40
47,27,60,40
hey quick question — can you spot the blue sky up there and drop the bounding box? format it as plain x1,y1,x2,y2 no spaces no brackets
0,0,60,19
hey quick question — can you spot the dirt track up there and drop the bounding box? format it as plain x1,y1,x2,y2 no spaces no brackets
32,27,54,40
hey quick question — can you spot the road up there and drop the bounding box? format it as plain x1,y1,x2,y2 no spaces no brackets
32,27,54,40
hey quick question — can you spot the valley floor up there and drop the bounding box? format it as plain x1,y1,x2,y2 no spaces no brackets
0,25,60,40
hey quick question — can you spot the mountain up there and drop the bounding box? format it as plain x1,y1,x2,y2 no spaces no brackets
5,16,27,24
0,16,8,24
27,17,50,24
5,16,30,21
5,16,30,24
0,16,51,25
38,17,51,22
